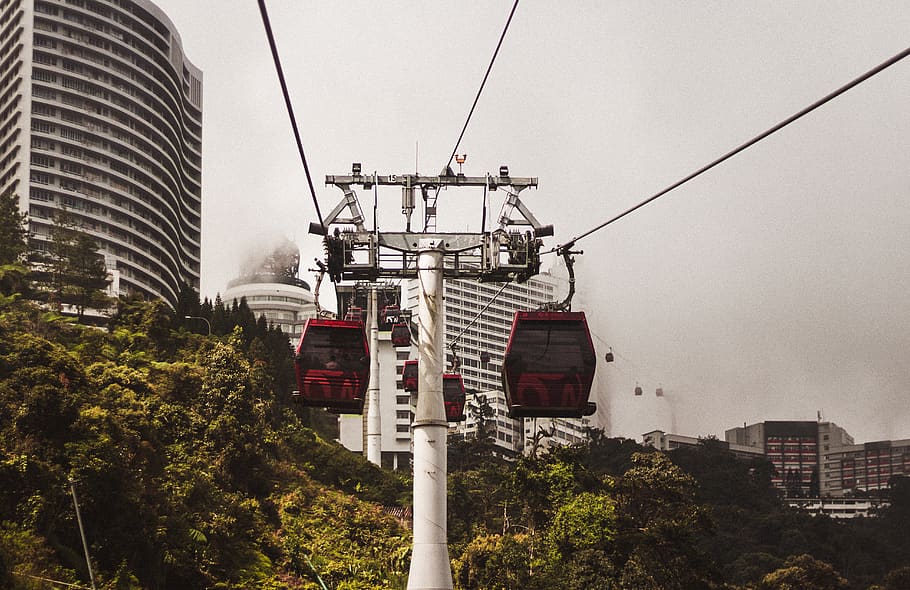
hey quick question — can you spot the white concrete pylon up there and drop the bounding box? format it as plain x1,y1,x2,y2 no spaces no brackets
407,240,453,589
366,287,381,466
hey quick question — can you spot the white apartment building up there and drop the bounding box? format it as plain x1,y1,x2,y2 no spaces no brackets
335,285,414,470
1,0,203,306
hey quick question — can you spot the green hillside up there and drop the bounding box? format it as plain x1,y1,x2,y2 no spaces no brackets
0,296,410,589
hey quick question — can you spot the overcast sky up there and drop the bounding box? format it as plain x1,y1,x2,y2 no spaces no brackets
152,1,909,444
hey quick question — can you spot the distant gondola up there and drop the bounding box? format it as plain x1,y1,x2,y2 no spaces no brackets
502,311,597,418
391,322,411,347
402,359,418,392
443,373,467,422
293,318,370,413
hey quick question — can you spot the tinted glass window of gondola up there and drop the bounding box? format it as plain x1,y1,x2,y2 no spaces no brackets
297,323,366,371
506,318,595,373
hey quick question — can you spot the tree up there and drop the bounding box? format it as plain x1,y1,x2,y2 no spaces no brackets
29,209,110,318
758,554,849,590
0,191,28,297
0,191,26,265
453,533,539,590
615,452,722,589
883,566,910,590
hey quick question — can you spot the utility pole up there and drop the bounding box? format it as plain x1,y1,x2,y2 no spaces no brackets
366,287,381,465
69,478,97,590
317,164,550,590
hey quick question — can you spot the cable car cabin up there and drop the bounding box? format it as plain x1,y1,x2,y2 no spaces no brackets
294,318,370,413
402,359,418,392
502,311,597,418
443,373,467,422
391,323,411,347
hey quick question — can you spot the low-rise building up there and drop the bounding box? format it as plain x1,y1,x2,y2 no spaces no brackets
821,439,910,497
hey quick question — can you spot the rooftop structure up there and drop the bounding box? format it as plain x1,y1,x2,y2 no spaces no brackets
223,240,316,344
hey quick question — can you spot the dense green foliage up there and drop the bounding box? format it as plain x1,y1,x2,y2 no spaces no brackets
0,235,908,588
446,431,910,589
0,297,410,589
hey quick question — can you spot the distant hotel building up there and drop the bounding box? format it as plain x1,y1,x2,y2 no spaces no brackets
725,420,854,497
223,241,317,344
223,277,316,345
822,438,910,497
642,429,763,461
1,0,203,306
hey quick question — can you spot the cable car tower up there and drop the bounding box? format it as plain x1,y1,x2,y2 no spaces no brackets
312,163,557,590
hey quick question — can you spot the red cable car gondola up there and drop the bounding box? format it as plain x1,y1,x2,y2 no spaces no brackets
380,304,400,325
391,322,411,347
443,373,467,422
294,318,370,413
501,311,597,418
402,359,418,392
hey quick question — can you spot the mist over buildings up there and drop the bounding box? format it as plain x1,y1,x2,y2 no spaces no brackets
154,1,909,444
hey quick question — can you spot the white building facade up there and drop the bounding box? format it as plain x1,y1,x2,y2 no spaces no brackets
1,0,203,306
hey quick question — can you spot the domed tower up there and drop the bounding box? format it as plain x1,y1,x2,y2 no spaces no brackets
223,238,316,343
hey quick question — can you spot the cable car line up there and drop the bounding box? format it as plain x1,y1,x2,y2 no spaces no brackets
257,0,326,231
427,0,521,230
443,0,521,172
548,45,910,256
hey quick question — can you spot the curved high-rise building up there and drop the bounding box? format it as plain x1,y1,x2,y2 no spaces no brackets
0,0,202,306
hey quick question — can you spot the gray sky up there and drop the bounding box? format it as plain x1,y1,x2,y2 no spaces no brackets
153,1,909,444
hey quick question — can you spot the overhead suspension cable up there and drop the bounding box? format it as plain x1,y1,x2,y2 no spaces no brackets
552,45,910,253
427,0,521,231
258,0,326,231
443,0,520,170
449,280,512,357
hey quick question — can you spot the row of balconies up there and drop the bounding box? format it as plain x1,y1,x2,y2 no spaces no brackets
28,141,199,260
32,118,201,246
34,25,202,148
34,67,201,191
29,202,181,285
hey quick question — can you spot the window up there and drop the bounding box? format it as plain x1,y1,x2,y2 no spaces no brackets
31,121,55,134
30,172,52,184
31,154,53,168
396,411,410,420
32,70,56,83
396,395,409,405
396,424,410,433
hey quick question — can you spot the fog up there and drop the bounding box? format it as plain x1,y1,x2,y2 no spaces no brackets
153,1,910,443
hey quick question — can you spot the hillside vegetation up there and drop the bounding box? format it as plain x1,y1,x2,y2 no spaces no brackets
1,289,909,588
0,296,410,589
